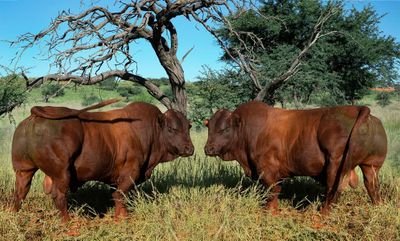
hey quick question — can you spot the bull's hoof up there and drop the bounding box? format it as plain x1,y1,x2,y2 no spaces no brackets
319,205,331,216
9,202,21,213
114,208,129,222
263,200,280,215
60,213,71,223
266,208,280,216
66,222,81,237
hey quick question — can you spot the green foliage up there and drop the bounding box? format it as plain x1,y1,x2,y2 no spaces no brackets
394,83,400,99
114,81,157,104
98,77,118,91
149,77,173,100
0,74,26,116
188,67,253,128
375,92,392,107
81,94,101,106
148,77,169,87
217,0,400,105
116,83,144,101
41,82,65,102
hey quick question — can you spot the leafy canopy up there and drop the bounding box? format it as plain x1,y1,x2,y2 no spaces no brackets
214,0,400,106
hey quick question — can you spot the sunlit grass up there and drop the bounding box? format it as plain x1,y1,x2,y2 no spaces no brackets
0,97,399,240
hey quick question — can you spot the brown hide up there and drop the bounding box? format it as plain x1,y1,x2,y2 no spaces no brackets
205,101,387,212
11,101,194,221
31,98,120,119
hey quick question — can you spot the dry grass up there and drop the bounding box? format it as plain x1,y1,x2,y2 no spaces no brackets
0,96,399,241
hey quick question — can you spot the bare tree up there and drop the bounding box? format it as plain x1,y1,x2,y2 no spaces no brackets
10,0,340,113
11,0,256,115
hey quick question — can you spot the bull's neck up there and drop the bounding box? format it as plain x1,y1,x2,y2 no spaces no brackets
152,129,177,163
228,129,253,178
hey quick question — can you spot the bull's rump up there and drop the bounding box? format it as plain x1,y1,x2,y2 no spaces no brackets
11,116,83,172
348,115,387,167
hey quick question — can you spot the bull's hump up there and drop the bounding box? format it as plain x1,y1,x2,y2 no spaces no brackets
31,106,78,119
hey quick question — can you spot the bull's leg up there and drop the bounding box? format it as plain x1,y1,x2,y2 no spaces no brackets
338,169,358,192
12,169,38,212
360,164,382,204
258,166,281,212
262,178,281,212
112,180,133,219
321,155,344,214
50,170,71,222
113,161,140,220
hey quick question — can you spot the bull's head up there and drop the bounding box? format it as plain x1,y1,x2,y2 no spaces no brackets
159,109,194,158
204,109,240,159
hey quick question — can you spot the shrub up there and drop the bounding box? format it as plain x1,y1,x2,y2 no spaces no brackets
99,77,118,91
82,94,101,106
117,84,143,101
0,74,26,116
41,83,65,102
376,92,392,107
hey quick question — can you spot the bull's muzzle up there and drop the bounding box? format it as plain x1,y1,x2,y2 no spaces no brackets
180,144,194,157
204,144,217,156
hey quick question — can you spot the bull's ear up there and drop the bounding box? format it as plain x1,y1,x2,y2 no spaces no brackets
203,119,209,127
158,113,166,127
231,113,241,127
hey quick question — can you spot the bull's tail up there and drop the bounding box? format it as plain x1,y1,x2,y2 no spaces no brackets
31,98,120,119
334,106,370,194
77,108,138,122
79,98,120,113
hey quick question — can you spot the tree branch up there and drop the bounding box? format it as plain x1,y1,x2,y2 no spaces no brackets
27,70,172,108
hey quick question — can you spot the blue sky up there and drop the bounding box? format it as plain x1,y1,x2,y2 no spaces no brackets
0,0,399,81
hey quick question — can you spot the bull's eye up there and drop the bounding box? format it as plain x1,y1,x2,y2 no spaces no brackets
168,127,178,133
219,127,230,134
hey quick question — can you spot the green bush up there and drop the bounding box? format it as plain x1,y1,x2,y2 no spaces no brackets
376,92,392,107
394,83,400,100
0,74,26,116
117,84,143,101
81,94,101,106
41,83,65,102
98,77,118,91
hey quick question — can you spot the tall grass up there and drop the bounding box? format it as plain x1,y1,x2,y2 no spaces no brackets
0,99,399,240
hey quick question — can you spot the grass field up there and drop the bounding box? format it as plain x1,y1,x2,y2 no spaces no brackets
0,88,399,240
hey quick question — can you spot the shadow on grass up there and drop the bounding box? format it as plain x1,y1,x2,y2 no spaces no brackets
66,155,327,217
279,177,325,210
67,182,114,218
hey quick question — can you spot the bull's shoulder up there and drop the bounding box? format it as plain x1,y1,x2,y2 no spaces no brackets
234,101,272,119
124,102,162,117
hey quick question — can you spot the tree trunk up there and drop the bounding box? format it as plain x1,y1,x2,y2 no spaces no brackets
152,45,187,115
164,56,187,115
255,88,276,106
